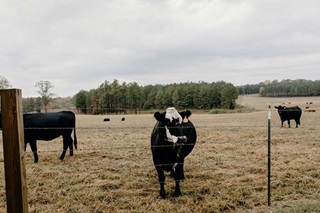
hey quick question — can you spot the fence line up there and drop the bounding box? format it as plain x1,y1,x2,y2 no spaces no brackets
0,125,276,132
21,106,319,112
0,139,268,154
1,122,316,131
0,142,317,153
1,147,316,175
0,138,319,155
1,111,319,209
17,125,273,129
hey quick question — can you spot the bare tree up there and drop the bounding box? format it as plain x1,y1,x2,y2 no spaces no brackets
0,75,11,89
35,80,54,112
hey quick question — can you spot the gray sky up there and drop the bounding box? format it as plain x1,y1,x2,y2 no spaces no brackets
1,0,319,97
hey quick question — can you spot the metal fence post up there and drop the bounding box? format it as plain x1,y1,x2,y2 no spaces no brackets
268,105,271,206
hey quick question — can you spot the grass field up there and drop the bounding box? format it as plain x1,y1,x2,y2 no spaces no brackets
0,95,320,212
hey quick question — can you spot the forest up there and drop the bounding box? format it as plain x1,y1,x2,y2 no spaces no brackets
238,79,320,97
3,75,319,114
73,80,239,114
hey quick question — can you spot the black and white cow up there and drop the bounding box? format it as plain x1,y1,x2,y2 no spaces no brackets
151,107,197,198
275,105,302,128
0,111,77,163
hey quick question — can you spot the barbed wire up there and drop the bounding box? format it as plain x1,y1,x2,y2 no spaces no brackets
17,104,320,111
0,169,270,193
20,157,271,177
0,145,317,168
0,137,292,155
1,124,312,131
0,105,318,204
0,136,319,154
0,124,273,129
0,117,319,179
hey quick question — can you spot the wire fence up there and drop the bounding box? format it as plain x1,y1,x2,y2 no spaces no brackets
0,108,319,210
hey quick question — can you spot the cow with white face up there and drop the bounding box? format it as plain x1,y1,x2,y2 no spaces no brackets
151,107,197,198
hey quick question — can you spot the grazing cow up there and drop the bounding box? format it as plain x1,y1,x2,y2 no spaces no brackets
304,109,316,112
0,111,77,163
151,107,197,198
275,105,302,128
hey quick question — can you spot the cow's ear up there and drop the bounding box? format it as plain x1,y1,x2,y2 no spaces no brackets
185,110,192,118
180,110,192,123
180,110,192,118
154,112,165,122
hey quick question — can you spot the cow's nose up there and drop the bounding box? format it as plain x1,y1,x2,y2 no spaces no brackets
177,136,187,143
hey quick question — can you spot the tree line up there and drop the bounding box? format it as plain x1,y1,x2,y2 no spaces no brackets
23,97,74,113
74,80,239,114
5,74,318,114
238,79,320,97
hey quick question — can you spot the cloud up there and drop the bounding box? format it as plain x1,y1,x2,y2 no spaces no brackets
0,0,319,97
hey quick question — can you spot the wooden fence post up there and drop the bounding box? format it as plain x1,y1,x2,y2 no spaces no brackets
0,89,28,213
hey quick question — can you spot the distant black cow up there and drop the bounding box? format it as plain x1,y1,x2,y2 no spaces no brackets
275,105,302,128
151,107,197,198
0,111,77,163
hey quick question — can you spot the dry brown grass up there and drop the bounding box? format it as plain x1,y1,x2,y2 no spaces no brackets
0,95,320,212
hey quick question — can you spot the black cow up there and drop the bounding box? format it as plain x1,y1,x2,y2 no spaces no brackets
275,105,302,128
151,107,197,198
0,111,77,163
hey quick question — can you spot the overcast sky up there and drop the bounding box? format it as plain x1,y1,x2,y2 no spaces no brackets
1,0,319,97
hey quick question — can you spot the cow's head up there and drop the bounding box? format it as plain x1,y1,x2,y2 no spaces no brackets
275,105,287,111
275,105,288,115
154,107,190,143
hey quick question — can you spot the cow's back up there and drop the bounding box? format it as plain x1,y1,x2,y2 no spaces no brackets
23,111,76,141
24,111,75,128
281,106,302,118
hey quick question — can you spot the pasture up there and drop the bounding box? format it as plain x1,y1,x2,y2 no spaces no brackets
0,95,320,212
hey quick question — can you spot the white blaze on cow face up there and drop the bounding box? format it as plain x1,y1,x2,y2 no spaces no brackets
164,107,183,143
165,107,182,123
165,126,179,143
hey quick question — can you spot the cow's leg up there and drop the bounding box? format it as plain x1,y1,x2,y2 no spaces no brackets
295,119,300,128
160,182,165,199
173,161,185,197
174,181,181,197
60,137,68,160
155,166,166,198
70,136,74,156
287,120,291,128
29,141,39,163
64,134,74,156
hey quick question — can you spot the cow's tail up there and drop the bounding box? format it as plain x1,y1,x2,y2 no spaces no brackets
74,127,78,150
72,112,78,150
